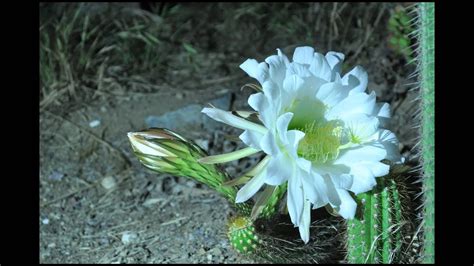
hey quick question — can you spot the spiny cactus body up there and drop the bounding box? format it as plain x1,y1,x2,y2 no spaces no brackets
416,2,435,263
346,175,408,263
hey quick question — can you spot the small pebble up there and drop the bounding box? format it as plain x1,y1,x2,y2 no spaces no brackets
89,119,101,128
48,243,56,248
48,171,64,181
207,254,212,261
194,139,209,151
142,198,162,207
42,218,49,225
101,176,116,190
121,232,138,245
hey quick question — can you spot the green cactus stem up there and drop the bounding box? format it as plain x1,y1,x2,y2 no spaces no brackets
346,174,407,263
416,2,435,263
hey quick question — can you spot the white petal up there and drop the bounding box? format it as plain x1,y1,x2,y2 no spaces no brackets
283,74,305,94
239,130,264,150
365,129,401,163
287,170,304,226
335,189,357,219
374,102,391,118
309,53,332,81
265,153,292,186
301,171,328,208
248,88,276,129
345,114,380,141
240,59,269,84
276,112,294,144
373,102,391,127
315,82,350,108
342,66,368,94
362,161,390,177
202,107,267,134
277,48,290,65
330,173,353,190
348,164,377,194
287,62,312,78
327,91,376,121
296,157,312,173
248,92,266,113
286,130,305,147
312,163,350,176
260,131,279,156
265,55,287,87
298,200,311,243
326,51,345,70
323,174,341,207
335,145,387,165
293,46,315,65
235,169,267,203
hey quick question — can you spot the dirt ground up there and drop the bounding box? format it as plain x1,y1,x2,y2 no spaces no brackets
39,3,419,263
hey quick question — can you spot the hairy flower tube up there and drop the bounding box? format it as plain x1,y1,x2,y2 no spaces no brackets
201,46,402,243
127,128,252,214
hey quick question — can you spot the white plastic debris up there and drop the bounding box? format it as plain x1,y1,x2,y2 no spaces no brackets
89,119,101,128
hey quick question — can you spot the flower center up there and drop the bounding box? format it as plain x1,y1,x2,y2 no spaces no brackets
296,120,343,164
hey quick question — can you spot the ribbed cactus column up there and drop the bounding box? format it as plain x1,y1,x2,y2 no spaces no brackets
346,175,405,263
416,2,435,263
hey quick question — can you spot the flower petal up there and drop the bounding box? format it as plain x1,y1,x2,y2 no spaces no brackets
202,107,267,134
374,102,391,118
298,199,311,243
342,66,368,95
326,91,376,121
283,74,305,94
348,161,390,194
301,171,328,208
335,189,357,219
265,54,288,87
265,153,292,186
287,170,304,226
293,46,315,65
326,51,345,70
348,164,377,194
239,130,264,150
345,114,380,142
326,52,345,80
365,129,401,163
309,52,332,81
240,59,269,84
235,169,267,203
260,131,279,156
334,144,387,165
330,173,353,190
276,112,294,145
323,174,341,207
315,82,350,108
286,129,305,147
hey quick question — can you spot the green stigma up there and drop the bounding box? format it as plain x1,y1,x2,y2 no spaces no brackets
297,120,343,164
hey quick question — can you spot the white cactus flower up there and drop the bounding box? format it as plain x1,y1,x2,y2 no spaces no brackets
201,46,401,243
